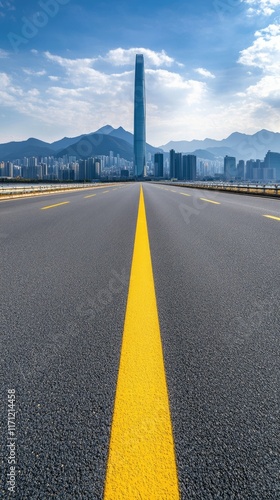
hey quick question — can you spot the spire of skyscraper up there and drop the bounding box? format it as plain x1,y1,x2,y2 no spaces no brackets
134,54,146,178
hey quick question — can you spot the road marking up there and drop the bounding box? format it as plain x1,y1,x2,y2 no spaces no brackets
84,194,97,199
104,186,179,500
180,192,191,197
41,201,69,210
200,197,220,205
102,190,110,194
263,215,280,221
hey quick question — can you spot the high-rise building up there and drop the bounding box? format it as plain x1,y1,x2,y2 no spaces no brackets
94,159,101,178
154,153,164,177
87,158,95,179
29,157,37,167
175,153,182,180
264,151,280,180
169,149,176,179
79,160,87,180
224,156,236,180
5,162,13,178
237,160,245,180
109,151,114,167
87,157,101,179
246,159,254,180
134,54,146,178
183,155,197,180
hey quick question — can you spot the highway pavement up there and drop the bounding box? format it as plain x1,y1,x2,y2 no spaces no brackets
1,183,279,499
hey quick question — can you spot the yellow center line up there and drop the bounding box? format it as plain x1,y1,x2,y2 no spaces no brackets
180,192,192,197
41,201,69,210
102,190,110,194
200,197,221,205
263,215,280,221
84,194,97,199
104,186,179,500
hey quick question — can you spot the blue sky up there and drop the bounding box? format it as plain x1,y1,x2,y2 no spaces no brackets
0,0,280,145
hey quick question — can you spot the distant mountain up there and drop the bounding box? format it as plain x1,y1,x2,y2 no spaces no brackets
50,126,116,152
55,126,162,159
160,129,280,160
51,134,88,152
109,126,133,143
206,147,238,158
162,138,218,152
0,126,163,161
56,133,134,161
95,125,115,135
2,127,280,162
50,125,116,152
108,126,162,156
191,149,216,160
0,138,55,161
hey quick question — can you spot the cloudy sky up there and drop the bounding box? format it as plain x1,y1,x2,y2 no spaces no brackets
0,0,280,146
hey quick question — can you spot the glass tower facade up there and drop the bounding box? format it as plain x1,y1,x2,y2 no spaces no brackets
134,54,146,178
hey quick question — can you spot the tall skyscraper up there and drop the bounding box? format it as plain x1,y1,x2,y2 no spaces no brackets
175,153,182,180
134,54,146,178
169,149,176,179
79,160,87,181
154,153,164,178
224,155,236,180
237,160,245,180
183,155,197,180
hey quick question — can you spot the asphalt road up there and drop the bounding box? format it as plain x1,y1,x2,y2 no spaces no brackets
1,183,279,499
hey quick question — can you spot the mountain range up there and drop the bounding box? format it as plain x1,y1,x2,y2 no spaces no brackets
0,127,280,162
0,126,161,162
160,130,280,160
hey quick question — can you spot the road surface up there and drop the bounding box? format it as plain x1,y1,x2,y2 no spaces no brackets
1,183,279,498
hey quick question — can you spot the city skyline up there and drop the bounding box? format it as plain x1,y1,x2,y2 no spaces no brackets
0,1,280,145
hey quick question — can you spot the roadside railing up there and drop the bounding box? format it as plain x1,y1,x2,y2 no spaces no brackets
156,182,280,198
0,183,103,198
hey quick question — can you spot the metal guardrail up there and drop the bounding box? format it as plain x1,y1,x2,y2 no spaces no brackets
0,184,99,197
160,182,280,197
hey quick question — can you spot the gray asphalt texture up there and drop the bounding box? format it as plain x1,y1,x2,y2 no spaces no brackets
1,183,279,499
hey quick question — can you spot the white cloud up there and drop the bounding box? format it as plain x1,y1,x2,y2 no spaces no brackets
0,51,211,143
0,72,10,87
0,72,40,105
46,87,91,98
45,52,97,68
44,52,107,88
194,67,215,79
23,69,47,77
104,48,176,67
239,24,280,73
244,75,280,106
235,22,280,134
242,0,280,16
48,75,60,81
147,69,206,100
2,44,280,145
